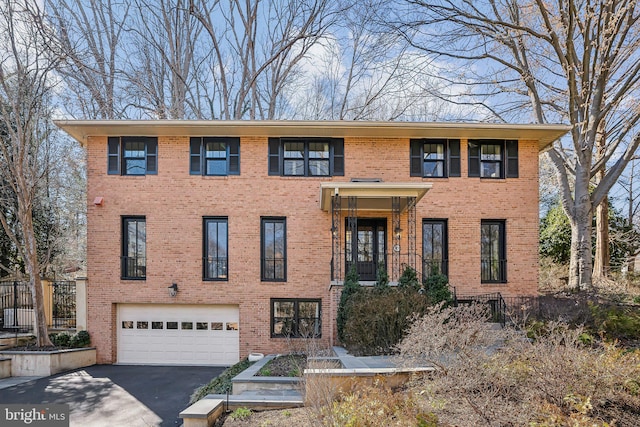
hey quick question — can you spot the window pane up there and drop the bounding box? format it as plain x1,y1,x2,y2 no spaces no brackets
309,160,329,176
226,322,238,331
205,141,226,158
308,142,329,159
122,321,133,329
137,321,148,329
196,322,208,330
274,301,294,317
206,159,227,175
481,162,501,178
166,322,178,329
152,321,163,329
205,219,228,279
423,161,444,177
424,143,444,160
284,159,304,175
125,159,146,175
124,141,145,158
283,142,304,158
181,322,193,330
481,144,501,159
211,322,223,330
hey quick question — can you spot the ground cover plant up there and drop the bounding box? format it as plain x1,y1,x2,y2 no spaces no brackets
190,358,255,403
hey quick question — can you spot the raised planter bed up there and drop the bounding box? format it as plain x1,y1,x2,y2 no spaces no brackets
0,347,96,376
231,355,302,394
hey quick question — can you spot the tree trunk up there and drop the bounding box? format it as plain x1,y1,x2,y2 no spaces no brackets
593,196,610,279
20,204,52,347
568,170,593,290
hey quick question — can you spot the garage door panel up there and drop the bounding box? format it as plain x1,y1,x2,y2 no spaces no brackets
117,304,240,366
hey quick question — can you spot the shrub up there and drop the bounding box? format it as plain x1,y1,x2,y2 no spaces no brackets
343,288,431,355
70,330,91,348
190,358,254,403
337,265,361,343
49,332,71,347
423,271,452,305
319,379,436,427
397,305,640,426
398,265,421,293
589,302,640,341
373,261,390,294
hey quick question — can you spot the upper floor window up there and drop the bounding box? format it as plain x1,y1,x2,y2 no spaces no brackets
203,217,228,280
108,137,157,175
271,299,321,338
423,219,448,278
481,220,506,283
190,137,240,176
122,216,146,279
261,217,286,281
410,139,460,178
268,138,344,177
468,140,518,179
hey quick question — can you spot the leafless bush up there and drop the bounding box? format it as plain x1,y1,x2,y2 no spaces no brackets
397,304,640,426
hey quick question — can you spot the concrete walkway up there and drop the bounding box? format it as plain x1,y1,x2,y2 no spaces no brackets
0,365,224,427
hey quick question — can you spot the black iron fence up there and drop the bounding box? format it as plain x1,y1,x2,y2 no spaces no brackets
454,291,508,326
0,280,76,331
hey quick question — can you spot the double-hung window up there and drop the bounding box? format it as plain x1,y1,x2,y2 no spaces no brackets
108,137,158,175
481,220,506,283
122,217,146,279
190,137,240,176
423,219,448,278
268,138,344,177
271,299,321,338
468,140,518,179
261,217,286,281
203,217,228,280
410,139,461,177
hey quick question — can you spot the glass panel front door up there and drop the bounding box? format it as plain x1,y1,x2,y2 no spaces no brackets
345,219,386,281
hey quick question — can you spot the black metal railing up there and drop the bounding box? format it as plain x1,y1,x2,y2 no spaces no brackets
332,252,425,283
0,280,76,331
50,281,76,328
203,256,228,280
481,258,507,283
121,256,146,279
454,291,507,326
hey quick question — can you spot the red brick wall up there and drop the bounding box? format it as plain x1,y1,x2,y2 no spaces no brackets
85,134,540,363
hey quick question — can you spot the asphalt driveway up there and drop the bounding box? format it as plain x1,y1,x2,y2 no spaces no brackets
0,364,225,426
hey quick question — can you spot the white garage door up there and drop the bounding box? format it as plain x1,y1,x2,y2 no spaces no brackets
117,304,239,366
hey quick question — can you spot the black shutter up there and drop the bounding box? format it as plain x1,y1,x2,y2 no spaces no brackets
146,137,158,174
448,139,461,177
268,138,280,175
228,138,240,175
108,137,120,175
332,138,344,176
410,140,422,176
190,137,202,175
468,141,480,177
506,140,519,178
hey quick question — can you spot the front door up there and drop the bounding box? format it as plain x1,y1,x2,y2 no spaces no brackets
345,219,387,281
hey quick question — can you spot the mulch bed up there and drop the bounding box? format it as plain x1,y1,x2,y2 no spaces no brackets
256,354,307,377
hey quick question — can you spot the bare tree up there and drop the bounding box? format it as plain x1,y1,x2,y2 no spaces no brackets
0,0,62,346
188,0,336,120
613,157,640,273
47,0,128,119
390,0,640,289
124,0,203,119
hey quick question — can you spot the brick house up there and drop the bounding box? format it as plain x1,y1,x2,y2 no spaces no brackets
55,120,568,366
